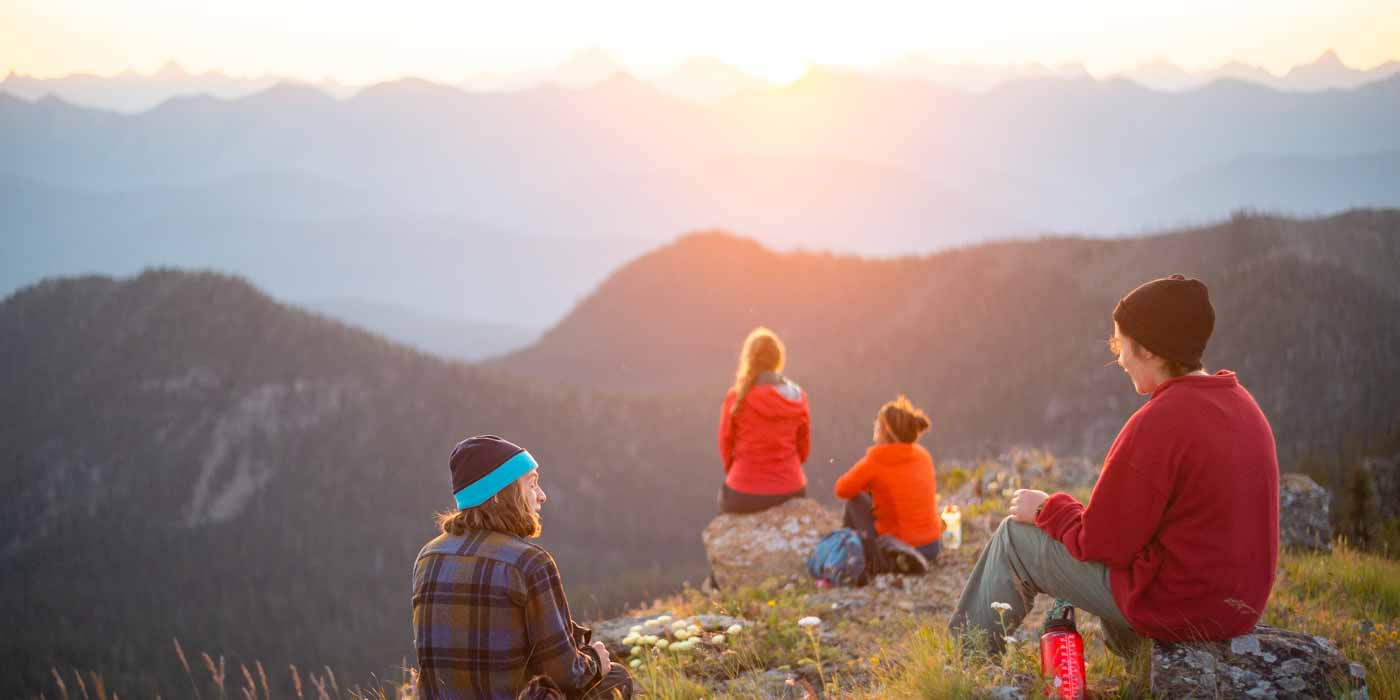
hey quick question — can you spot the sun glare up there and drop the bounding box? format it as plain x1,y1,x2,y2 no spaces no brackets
740,57,810,86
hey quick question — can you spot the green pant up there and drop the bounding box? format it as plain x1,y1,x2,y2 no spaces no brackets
948,517,1142,656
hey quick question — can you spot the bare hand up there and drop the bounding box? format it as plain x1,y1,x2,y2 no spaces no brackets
1009,489,1050,524
591,641,612,673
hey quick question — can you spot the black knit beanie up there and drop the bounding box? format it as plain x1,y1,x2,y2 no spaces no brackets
448,435,538,509
1112,274,1215,367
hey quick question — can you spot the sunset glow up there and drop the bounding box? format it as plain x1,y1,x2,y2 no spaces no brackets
3,0,1399,84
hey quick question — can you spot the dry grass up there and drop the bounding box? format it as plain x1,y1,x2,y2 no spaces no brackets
30,540,1397,699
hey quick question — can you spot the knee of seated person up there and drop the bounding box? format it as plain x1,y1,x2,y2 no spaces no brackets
997,516,1042,542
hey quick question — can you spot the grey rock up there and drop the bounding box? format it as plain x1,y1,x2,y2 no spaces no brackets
1152,624,1367,699
723,669,818,699
702,498,840,590
1279,473,1332,552
986,685,1027,700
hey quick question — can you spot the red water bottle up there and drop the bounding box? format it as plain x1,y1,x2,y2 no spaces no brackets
1039,600,1086,699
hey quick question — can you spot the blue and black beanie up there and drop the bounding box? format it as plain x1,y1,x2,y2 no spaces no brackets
448,435,539,510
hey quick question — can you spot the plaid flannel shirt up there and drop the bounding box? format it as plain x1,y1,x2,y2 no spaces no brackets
413,530,602,700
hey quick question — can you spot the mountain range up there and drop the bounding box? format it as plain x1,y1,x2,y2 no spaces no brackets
5,66,1400,350
6,49,1397,113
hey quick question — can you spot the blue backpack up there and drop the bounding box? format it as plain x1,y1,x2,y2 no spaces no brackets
806,528,867,586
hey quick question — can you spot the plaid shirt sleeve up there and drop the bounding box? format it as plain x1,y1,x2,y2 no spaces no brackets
521,548,601,691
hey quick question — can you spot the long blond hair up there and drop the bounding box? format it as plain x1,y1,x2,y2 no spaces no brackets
730,327,786,417
435,479,541,538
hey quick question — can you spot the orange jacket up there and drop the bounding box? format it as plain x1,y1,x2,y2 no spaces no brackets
718,380,810,495
834,442,941,548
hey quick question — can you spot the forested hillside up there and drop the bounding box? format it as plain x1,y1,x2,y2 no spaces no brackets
0,271,717,697
503,210,1400,475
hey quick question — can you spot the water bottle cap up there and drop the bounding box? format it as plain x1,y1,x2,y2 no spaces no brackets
1042,601,1077,633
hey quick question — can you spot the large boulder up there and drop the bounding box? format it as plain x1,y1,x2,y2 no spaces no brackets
1280,473,1332,552
1151,625,1368,699
701,497,840,589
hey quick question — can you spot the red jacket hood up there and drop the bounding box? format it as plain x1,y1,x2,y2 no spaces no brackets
740,382,808,418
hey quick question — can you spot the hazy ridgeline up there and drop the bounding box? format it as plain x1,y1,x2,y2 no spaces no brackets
4,70,1400,358
3,211,1399,696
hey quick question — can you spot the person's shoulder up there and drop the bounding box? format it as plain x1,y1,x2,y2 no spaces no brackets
508,537,560,575
415,532,461,561
421,530,548,569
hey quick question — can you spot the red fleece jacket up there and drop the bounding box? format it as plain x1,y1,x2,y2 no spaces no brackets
1036,371,1279,641
718,382,810,495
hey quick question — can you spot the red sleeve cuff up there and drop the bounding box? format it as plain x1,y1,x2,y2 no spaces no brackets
1035,492,1083,536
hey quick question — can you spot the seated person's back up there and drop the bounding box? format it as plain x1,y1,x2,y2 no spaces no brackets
717,327,811,513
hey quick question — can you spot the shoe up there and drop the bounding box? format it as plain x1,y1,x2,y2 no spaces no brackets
876,534,929,576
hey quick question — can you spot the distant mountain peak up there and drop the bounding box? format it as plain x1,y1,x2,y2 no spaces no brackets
351,76,468,105
242,80,335,106
1311,49,1344,68
154,60,189,79
547,47,624,89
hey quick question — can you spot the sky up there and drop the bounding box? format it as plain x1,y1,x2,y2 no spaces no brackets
4,0,1400,85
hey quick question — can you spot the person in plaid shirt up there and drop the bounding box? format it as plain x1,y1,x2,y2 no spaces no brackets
413,436,633,700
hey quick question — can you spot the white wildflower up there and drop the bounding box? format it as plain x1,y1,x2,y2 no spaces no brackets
726,624,743,635
990,602,1013,612
687,624,702,635
657,615,673,624
629,625,642,635
1004,636,1017,646
629,659,642,669
711,634,726,645
655,639,669,649
630,645,643,657
642,635,658,645
622,634,638,646
675,630,690,641
798,616,822,628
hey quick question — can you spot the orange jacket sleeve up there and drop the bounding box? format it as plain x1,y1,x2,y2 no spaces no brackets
833,456,876,500
717,391,736,473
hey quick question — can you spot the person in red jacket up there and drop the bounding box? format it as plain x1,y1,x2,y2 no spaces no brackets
834,395,943,572
949,275,1279,657
717,327,811,514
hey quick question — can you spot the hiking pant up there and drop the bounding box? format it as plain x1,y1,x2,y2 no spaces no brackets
842,492,941,561
948,517,1142,657
717,484,806,514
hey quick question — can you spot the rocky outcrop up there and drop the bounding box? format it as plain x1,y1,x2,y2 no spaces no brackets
1279,473,1332,552
1151,625,1368,699
701,498,840,589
